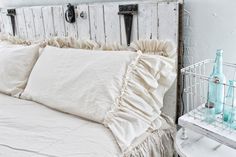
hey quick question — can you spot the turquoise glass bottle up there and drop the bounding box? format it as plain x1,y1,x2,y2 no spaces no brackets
208,49,226,114
223,80,235,122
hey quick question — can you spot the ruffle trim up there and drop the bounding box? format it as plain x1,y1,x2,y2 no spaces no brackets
123,114,176,157
103,51,176,151
130,39,176,59
0,34,176,58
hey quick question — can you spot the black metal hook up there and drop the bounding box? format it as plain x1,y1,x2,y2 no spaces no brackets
118,4,138,46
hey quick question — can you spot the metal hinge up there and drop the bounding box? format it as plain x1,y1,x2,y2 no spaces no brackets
118,4,138,46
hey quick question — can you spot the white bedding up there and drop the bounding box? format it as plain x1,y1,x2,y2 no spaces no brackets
0,93,120,157
0,93,175,157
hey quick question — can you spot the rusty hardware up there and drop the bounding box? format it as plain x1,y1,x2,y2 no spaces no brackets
118,4,138,46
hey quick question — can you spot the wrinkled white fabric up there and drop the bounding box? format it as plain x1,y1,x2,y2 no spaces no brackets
0,93,175,157
0,44,39,97
0,93,121,157
22,46,135,123
21,46,176,151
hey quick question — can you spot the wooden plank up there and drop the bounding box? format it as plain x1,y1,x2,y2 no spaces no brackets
15,8,27,38
42,6,55,38
0,9,13,35
158,2,178,43
138,3,158,39
23,7,36,40
77,4,91,40
89,4,105,43
103,4,120,43
52,6,66,37
63,6,78,38
0,12,6,34
32,7,45,40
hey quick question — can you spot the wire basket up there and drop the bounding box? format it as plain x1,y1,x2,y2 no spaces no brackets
181,59,236,133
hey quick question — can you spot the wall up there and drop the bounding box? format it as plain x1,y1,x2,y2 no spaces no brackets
184,0,236,65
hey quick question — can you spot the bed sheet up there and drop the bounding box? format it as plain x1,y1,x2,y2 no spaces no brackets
0,93,175,157
0,93,120,157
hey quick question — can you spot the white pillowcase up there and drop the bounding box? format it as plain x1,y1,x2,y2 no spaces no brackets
0,44,39,97
21,46,176,151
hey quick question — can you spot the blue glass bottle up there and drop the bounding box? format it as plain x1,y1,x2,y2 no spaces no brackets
223,80,234,122
208,49,226,114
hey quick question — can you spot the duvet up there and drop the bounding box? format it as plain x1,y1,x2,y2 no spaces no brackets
0,93,175,157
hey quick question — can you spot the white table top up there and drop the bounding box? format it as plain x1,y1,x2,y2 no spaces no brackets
175,128,236,157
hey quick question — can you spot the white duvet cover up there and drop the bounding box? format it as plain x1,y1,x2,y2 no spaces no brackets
0,93,121,157
0,93,175,157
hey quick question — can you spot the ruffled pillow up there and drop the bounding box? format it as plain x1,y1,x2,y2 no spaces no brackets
21,46,176,151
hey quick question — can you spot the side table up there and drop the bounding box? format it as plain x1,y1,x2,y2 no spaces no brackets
175,128,236,157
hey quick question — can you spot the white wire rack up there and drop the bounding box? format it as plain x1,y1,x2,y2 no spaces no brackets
179,59,236,149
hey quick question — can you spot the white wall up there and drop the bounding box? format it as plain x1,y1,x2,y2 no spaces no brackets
184,0,236,65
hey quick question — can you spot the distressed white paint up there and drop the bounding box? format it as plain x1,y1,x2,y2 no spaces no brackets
175,129,236,157
77,4,91,40
53,6,66,37
138,3,158,39
89,4,105,42
23,7,35,40
32,7,45,40
0,0,178,8
0,1,178,45
42,6,55,38
0,13,4,33
15,8,27,38
158,2,178,44
0,9,12,35
104,4,120,43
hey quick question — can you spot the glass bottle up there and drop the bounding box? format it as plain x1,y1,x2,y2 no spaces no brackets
223,80,235,122
205,100,215,123
208,49,226,114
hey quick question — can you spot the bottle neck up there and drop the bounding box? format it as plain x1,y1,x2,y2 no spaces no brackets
215,54,223,74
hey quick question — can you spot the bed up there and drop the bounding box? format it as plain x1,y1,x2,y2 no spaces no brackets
0,93,175,157
0,1,180,157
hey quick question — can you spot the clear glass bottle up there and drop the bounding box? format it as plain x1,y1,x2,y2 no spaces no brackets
208,49,226,114
205,101,215,123
223,80,235,122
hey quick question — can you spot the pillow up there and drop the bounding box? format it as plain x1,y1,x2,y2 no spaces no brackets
0,44,40,97
21,46,176,151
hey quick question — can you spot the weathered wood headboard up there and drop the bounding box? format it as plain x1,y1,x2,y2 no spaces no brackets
0,0,180,120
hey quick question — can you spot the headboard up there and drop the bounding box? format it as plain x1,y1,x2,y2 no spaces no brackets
0,0,180,120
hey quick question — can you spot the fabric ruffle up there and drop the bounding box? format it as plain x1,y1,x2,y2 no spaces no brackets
0,34,176,58
124,114,176,157
103,51,176,151
130,39,176,59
